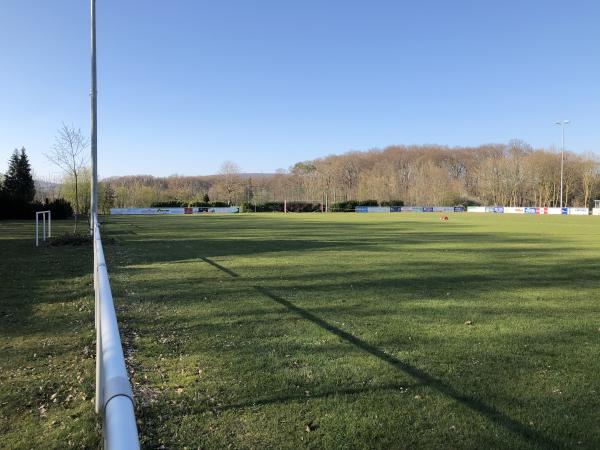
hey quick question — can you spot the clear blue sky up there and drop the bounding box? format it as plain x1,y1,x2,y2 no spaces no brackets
1,0,598,179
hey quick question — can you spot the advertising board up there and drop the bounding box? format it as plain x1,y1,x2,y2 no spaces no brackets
504,207,524,214
355,206,391,213
111,207,239,215
568,208,589,215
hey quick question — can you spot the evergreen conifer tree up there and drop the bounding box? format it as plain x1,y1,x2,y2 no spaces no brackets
16,148,35,203
3,148,35,204
3,150,21,200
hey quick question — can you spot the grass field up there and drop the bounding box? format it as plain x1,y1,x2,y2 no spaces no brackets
2,213,600,449
0,220,99,449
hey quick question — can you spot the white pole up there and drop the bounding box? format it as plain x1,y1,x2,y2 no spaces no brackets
560,125,564,209
90,0,98,233
555,120,570,209
35,213,39,247
48,211,52,238
43,213,46,242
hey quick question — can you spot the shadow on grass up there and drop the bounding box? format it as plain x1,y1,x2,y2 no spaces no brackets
199,256,239,278
254,286,559,450
0,224,94,338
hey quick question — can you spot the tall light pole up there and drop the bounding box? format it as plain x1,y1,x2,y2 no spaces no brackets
90,0,98,232
555,120,570,208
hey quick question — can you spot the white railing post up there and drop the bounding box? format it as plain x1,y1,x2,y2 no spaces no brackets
93,213,140,449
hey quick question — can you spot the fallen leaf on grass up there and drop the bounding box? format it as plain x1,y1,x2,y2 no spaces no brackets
304,422,318,432
464,320,473,325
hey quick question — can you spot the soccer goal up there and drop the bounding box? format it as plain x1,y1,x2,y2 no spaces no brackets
35,210,51,247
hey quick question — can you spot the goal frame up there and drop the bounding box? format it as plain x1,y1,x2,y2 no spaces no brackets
35,210,51,247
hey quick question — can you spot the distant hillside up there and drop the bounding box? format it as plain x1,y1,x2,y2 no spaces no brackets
35,179,59,190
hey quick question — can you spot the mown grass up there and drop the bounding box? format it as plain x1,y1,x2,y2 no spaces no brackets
102,213,600,449
0,220,99,449
2,213,600,449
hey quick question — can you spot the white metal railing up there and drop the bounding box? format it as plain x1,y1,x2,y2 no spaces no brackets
93,214,140,449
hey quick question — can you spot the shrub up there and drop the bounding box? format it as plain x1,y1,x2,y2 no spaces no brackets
151,201,187,207
50,232,92,246
0,198,74,220
189,201,229,207
379,200,404,207
330,201,361,212
357,200,379,207
44,198,74,220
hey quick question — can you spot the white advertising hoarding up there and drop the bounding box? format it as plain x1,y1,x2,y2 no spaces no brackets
568,208,589,215
504,207,524,214
110,208,184,215
468,206,587,215
545,208,563,215
110,207,239,215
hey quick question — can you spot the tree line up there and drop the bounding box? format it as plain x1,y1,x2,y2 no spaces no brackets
4,139,599,218
97,141,600,209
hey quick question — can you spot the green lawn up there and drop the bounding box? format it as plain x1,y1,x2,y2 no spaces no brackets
2,213,600,449
0,220,99,449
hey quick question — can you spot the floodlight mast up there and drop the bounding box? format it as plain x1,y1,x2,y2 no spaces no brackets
90,0,98,232
554,120,570,209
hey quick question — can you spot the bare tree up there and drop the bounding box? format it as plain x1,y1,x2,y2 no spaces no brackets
45,124,89,232
218,161,242,205
580,154,598,207
86,144,600,209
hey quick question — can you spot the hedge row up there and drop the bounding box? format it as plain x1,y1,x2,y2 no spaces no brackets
0,197,74,220
150,199,406,212
241,202,323,212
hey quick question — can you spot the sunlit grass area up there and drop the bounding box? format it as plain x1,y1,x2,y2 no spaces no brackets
102,213,600,449
0,220,98,448
2,213,600,449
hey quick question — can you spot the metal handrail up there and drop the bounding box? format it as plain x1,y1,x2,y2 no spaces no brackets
93,214,140,449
